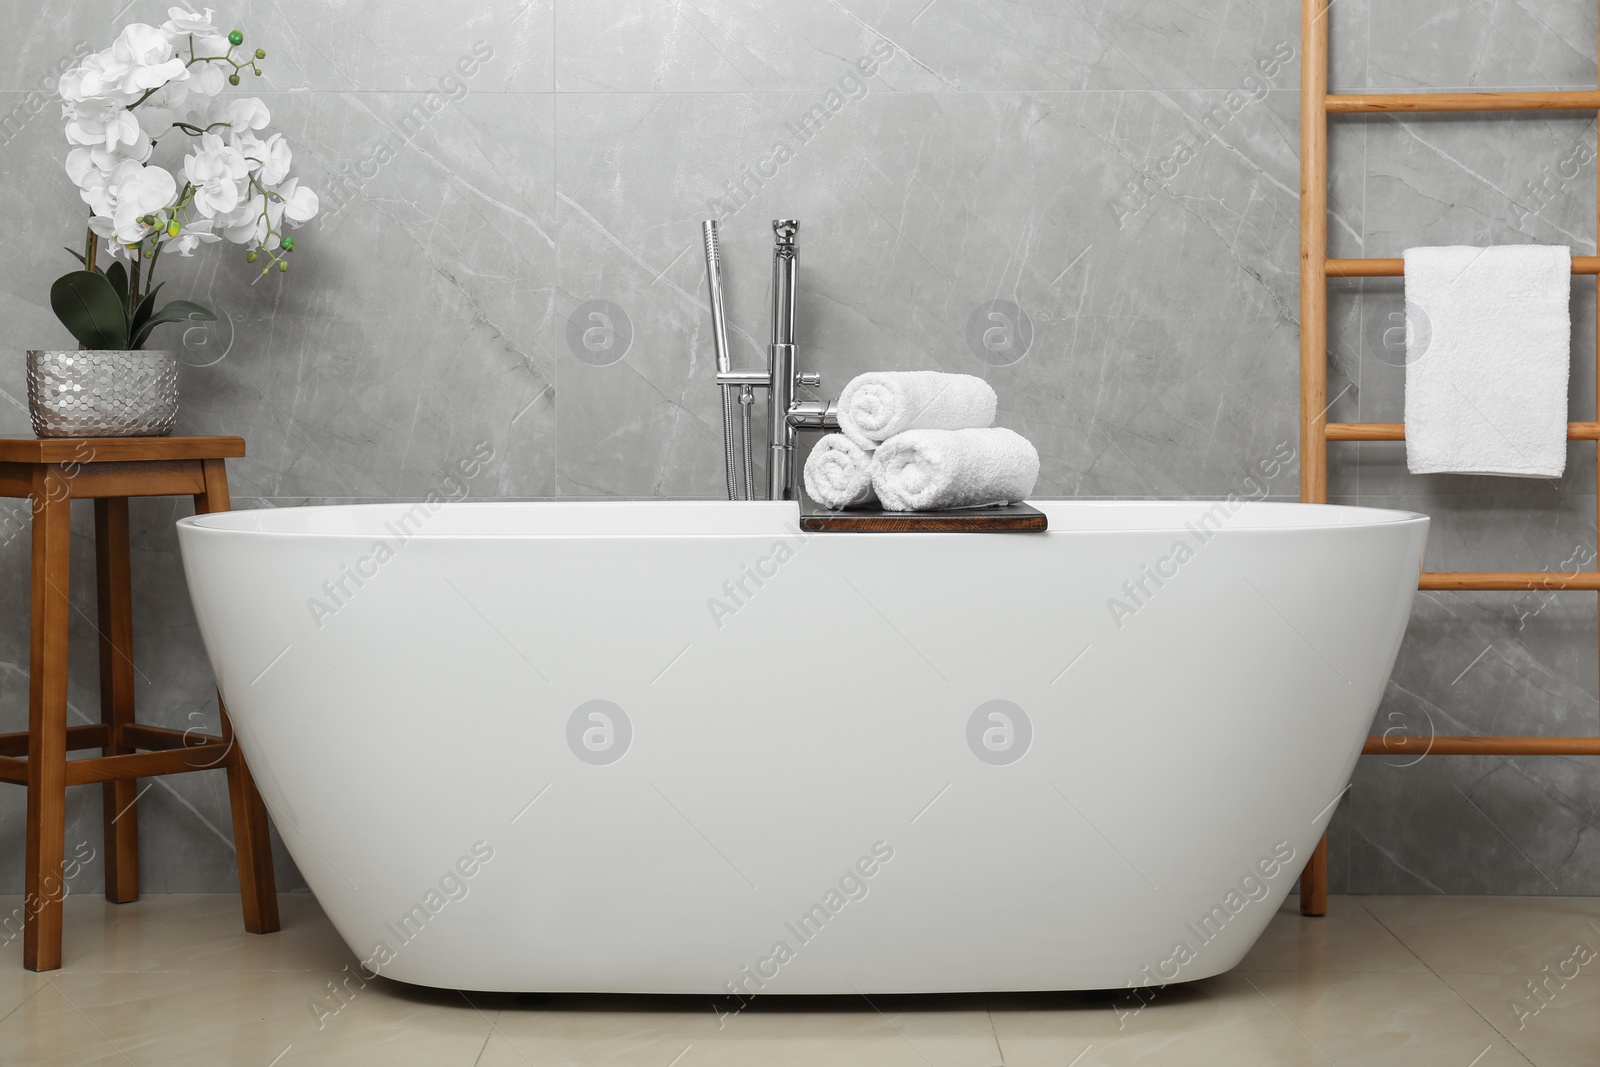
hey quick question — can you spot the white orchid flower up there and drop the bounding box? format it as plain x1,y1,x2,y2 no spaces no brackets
78,143,141,175
86,160,177,248
102,24,189,97
58,52,134,104
165,218,219,256
222,97,271,134
277,177,319,224
134,81,191,138
187,61,228,97
64,148,99,187
63,148,139,214
255,132,292,184
162,6,222,41
66,150,114,213
217,192,268,246
63,96,151,159
230,129,265,165
184,132,249,217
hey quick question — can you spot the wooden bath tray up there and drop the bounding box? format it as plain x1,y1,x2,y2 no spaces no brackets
799,503,1047,532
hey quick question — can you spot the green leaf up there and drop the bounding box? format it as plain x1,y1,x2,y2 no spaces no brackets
130,299,215,350
62,246,87,267
49,271,130,350
129,282,165,340
105,261,129,311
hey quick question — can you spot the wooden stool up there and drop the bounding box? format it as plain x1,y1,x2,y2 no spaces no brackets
0,435,279,971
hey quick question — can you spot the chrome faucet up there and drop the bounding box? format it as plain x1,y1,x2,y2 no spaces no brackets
704,218,838,501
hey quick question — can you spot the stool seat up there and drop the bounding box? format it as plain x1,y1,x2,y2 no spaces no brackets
0,434,278,971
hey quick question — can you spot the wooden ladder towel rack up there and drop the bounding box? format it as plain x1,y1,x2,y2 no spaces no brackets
1299,0,1600,914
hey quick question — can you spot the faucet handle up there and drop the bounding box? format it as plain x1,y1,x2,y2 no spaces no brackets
797,371,821,388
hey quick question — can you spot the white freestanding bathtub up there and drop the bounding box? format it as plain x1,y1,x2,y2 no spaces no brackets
176,499,1426,994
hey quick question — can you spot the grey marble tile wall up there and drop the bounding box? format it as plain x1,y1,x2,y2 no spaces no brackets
0,0,1593,900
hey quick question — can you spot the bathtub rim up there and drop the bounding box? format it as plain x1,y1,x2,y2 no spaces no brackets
176,498,1429,540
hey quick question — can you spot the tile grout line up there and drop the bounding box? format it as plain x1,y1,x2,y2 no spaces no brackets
468,1004,502,1067
1241,974,1338,1066
1353,896,1436,973
0,975,55,1030
42,977,139,1066
1428,968,1539,1067
550,0,560,490
985,1005,1004,1066
4,86,1600,97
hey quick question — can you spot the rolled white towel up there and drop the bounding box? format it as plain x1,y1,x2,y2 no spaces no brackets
836,371,997,450
804,434,878,509
872,428,1040,512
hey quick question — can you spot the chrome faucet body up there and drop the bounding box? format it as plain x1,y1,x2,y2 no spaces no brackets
767,221,798,500
706,218,839,500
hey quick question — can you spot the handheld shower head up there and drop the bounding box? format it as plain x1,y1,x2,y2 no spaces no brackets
703,219,741,499
702,220,732,375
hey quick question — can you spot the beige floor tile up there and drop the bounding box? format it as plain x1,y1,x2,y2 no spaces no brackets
986,973,1329,1066
0,970,49,1025
1238,896,1429,974
1361,896,1600,974
0,968,494,1067
0,979,128,1067
1242,970,1526,1066
1442,972,1600,1067
59,892,355,973
0,893,140,972
476,994,1002,1067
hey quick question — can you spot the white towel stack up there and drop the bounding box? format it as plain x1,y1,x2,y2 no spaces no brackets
806,372,1039,511
1403,245,1571,477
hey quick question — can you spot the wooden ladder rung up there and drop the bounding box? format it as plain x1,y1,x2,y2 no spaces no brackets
1326,90,1600,113
1421,572,1600,591
1366,735,1600,755
1327,256,1600,278
1326,422,1600,441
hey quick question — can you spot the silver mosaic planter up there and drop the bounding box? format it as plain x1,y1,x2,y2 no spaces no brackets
26,350,179,438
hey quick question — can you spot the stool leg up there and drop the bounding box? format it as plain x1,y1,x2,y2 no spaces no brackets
1300,833,1329,916
222,707,279,934
195,459,279,934
25,471,71,971
95,497,140,904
